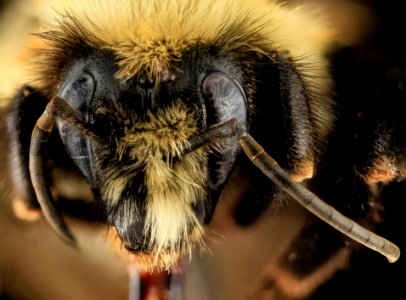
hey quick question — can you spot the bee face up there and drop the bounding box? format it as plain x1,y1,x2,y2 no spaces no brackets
55,46,249,266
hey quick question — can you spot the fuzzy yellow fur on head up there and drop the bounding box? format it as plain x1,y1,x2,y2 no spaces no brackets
29,0,335,149
38,1,332,87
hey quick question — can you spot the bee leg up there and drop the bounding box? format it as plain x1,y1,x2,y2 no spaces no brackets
355,117,406,184
6,86,48,219
331,45,406,185
353,116,406,232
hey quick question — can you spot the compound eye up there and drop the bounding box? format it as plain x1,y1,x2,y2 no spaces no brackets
200,71,248,190
57,70,97,185
59,71,96,118
200,71,247,129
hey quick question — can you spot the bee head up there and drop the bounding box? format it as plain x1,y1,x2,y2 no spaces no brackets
29,0,333,270
53,45,248,268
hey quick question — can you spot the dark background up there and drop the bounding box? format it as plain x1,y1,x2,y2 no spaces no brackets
313,0,406,299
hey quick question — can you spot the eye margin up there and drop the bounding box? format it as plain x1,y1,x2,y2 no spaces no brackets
59,66,96,119
200,70,248,130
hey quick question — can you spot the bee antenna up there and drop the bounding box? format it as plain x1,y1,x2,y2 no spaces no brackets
238,130,400,263
184,119,238,154
29,98,77,246
53,96,108,148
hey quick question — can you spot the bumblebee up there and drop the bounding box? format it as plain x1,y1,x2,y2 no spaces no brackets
0,0,405,299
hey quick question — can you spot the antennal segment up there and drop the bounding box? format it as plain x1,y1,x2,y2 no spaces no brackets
29,98,77,246
237,128,400,263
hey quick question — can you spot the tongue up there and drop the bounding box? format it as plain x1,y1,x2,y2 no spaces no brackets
129,261,184,300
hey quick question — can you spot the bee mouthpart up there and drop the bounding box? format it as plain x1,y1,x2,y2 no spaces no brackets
132,251,181,273
123,241,150,253
121,244,181,272
184,119,238,155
